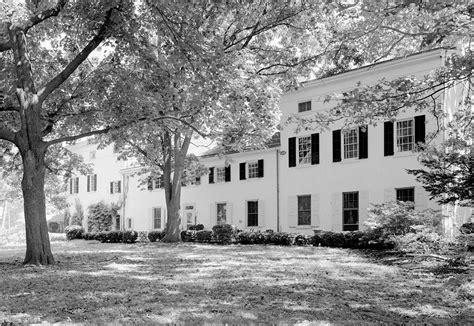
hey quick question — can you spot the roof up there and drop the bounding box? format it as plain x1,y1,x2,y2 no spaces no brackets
200,132,280,158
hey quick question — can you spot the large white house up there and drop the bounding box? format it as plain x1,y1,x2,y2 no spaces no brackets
64,49,471,235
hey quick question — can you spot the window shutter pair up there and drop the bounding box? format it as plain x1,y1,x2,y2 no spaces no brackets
224,166,231,182
332,127,368,162
384,115,425,156
110,181,122,194
288,133,319,167
147,177,153,190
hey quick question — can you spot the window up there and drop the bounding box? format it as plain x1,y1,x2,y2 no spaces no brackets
297,195,311,225
248,162,259,179
396,187,415,203
247,201,258,227
110,181,121,194
184,205,195,227
216,167,226,183
148,176,163,190
216,203,227,225
70,177,79,194
298,136,311,165
343,129,358,159
343,192,359,231
87,174,97,192
89,151,96,159
153,208,161,229
298,101,311,113
115,217,120,230
127,218,132,229
396,119,414,152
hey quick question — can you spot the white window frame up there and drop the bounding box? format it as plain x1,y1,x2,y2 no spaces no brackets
342,192,359,231
152,207,162,229
396,187,415,203
247,161,259,179
396,118,414,152
298,100,311,113
111,181,121,194
297,195,311,226
342,128,358,160
88,174,97,192
216,167,226,183
298,136,311,165
153,178,163,189
127,217,133,230
246,200,259,227
216,202,227,225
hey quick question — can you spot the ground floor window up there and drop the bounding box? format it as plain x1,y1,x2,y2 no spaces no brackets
396,187,415,203
247,201,258,227
127,218,132,230
343,192,359,231
297,195,311,225
216,203,227,225
153,208,161,229
184,205,195,229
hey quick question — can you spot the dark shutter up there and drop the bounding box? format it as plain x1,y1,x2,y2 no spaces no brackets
147,177,153,190
93,174,97,191
414,115,425,145
384,121,394,156
311,133,319,165
258,159,264,178
75,177,79,193
209,167,214,184
240,162,246,180
70,179,73,194
359,126,368,159
288,137,296,167
110,182,114,194
332,130,341,162
117,181,121,193
87,175,90,192
225,165,231,182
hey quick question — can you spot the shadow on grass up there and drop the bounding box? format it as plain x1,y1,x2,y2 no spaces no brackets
0,242,472,324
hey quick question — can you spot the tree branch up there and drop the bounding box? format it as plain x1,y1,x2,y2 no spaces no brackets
37,6,116,103
23,0,68,33
0,126,16,144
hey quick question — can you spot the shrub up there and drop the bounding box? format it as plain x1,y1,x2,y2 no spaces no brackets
237,230,268,245
181,230,195,242
65,225,84,240
123,230,138,243
212,224,236,244
93,230,138,243
49,233,66,242
391,229,457,254
148,230,166,242
87,201,119,232
188,224,204,231
460,222,474,234
268,232,292,246
294,234,310,246
196,230,212,242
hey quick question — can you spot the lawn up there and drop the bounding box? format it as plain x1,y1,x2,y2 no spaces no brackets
0,240,472,324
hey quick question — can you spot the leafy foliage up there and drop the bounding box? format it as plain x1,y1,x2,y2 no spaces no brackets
83,230,138,243
195,230,213,243
211,224,236,244
87,201,120,232
148,230,166,242
65,225,84,240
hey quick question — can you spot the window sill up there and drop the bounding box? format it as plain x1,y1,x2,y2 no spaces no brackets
394,151,416,158
289,225,320,229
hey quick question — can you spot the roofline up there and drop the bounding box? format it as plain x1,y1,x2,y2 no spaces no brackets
199,144,280,159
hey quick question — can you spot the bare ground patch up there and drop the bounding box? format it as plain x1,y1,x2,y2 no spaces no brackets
0,241,472,324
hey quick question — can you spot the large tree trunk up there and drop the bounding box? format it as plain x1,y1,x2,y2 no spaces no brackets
162,187,182,242
21,146,54,265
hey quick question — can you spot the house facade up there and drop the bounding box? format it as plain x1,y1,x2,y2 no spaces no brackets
64,49,471,235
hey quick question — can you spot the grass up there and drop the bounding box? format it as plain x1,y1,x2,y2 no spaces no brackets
0,240,472,324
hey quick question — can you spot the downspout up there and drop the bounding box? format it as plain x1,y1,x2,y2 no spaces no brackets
276,149,280,232
121,173,127,231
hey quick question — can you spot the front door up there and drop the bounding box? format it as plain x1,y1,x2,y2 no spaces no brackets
184,204,196,229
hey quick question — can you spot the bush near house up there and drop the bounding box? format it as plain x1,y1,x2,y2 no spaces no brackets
267,232,293,246
196,230,213,242
188,224,204,231
237,230,268,244
87,202,119,232
181,230,196,242
82,230,138,243
212,224,237,244
65,225,84,240
148,230,166,242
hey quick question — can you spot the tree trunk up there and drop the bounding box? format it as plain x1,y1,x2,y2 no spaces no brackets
162,190,182,242
21,146,54,265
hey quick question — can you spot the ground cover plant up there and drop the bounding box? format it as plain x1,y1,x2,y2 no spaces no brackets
0,240,472,324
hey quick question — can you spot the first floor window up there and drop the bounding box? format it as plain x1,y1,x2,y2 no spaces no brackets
297,195,311,225
396,187,415,203
343,129,358,159
110,181,121,194
247,201,258,227
396,119,414,152
153,208,161,229
216,167,226,183
298,136,311,165
70,177,79,194
87,174,97,192
127,218,132,229
343,192,359,231
115,217,120,230
216,203,227,225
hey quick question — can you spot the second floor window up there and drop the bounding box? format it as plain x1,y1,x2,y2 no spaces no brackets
110,181,121,194
396,119,414,152
298,136,311,165
298,101,311,113
216,167,226,183
343,129,358,159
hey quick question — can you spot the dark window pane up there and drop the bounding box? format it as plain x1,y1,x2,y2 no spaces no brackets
298,211,311,225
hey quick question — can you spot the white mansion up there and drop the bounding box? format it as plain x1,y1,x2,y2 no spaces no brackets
65,49,471,236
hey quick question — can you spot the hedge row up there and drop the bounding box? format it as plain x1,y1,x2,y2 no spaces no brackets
82,230,138,243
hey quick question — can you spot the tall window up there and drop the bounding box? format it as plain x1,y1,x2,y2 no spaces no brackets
298,101,311,113
247,162,259,179
343,192,359,231
153,208,161,229
396,187,415,203
110,181,121,194
297,195,311,225
216,203,227,225
247,201,258,227
396,119,414,152
87,174,97,192
216,167,226,183
127,218,132,229
343,129,358,159
298,136,311,165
